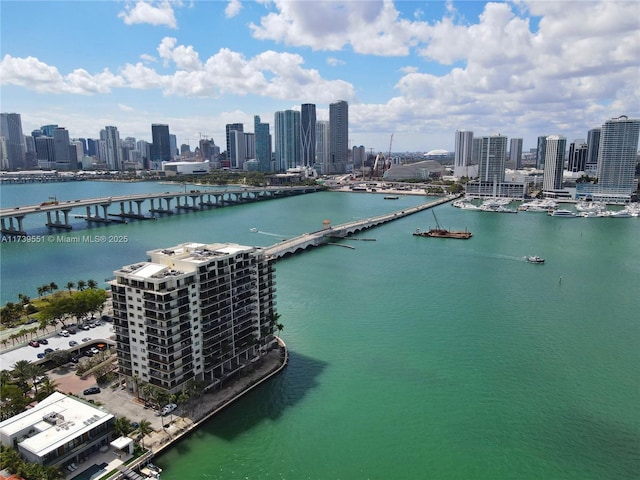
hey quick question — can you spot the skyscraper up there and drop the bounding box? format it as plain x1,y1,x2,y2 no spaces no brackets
542,135,567,192
274,110,300,171
53,127,74,170
151,124,171,163
301,104,316,169
329,100,348,174
254,115,272,172
567,140,588,172
478,135,507,183
509,138,523,169
228,130,246,169
536,135,548,169
0,113,26,169
225,123,243,163
585,128,601,172
315,120,330,175
596,115,640,195
110,241,278,394
454,130,473,168
102,126,123,170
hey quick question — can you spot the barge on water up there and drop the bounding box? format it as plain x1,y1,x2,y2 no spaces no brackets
413,211,472,239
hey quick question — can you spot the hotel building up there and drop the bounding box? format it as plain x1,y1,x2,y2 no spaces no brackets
110,242,278,395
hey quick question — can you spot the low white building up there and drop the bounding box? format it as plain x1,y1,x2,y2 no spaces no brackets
0,392,115,469
162,160,211,175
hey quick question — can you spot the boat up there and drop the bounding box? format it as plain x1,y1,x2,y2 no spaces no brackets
525,255,545,264
413,211,472,239
384,196,400,200
249,227,258,232
549,209,577,217
607,209,632,218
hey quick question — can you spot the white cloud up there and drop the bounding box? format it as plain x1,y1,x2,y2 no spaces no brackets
140,53,157,63
118,0,178,29
157,37,202,71
249,0,430,56
225,0,242,18
326,57,345,67
0,55,123,95
118,104,135,112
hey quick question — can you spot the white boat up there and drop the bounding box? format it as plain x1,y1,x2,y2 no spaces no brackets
549,209,577,217
525,255,545,264
607,209,632,218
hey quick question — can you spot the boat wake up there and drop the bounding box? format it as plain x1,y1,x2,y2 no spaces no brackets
250,228,287,238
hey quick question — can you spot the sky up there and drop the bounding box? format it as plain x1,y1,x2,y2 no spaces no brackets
1,0,639,153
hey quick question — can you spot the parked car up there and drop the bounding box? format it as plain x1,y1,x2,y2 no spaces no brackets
83,350,94,357
38,338,49,345
70,356,79,363
160,403,177,416
83,387,100,395
37,353,46,359
69,340,78,347
29,340,40,348
90,347,100,355
97,343,107,351
59,330,70,337
44,348,54,355
67,327,77,334
80,324,90,331
81,337,91,342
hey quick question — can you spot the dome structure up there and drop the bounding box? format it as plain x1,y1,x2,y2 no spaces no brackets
424,149,450,157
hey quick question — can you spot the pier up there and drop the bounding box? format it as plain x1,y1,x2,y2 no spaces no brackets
264,195,458,259
0,186,322,236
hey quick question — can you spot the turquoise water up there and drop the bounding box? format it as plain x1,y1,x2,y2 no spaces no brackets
1,182,639,479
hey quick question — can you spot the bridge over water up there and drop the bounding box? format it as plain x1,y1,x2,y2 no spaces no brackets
264,195,458,259
0,186,322,236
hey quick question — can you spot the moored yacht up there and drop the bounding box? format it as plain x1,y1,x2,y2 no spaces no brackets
549,209,577,217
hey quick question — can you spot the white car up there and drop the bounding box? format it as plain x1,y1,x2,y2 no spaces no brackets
59,330,70,337
160,403,177,416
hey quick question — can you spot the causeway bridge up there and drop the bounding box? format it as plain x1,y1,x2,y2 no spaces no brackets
0,186,322,236
265,195,458,259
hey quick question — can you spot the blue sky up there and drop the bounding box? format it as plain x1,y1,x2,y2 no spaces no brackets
1,0,638,153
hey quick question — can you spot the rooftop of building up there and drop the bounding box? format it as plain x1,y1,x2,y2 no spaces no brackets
0,392,113,458
115,242,259,280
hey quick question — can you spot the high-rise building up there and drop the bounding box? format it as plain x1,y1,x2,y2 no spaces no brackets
53,127,74,170
228,130,246,169
41,125,58,137
329,100,348,174
585,128,601,172
225,123,244,162
471,137,482,165
274,110,300,171
0,113,26,169
454,130,473,168
478,135,507,183
254,116,272,172
35,136,55,167
352,145,366,168
315,121,330,175
110,241,278,394
567,140,588,172
542,135,567,192
301,104,316,168
509,138,523,169
102,126,123,170
169,134,177,159
536,135,548,169
151,124,171,163
596,115,640,195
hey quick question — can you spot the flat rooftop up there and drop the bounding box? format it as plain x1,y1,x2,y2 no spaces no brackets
0,392,113,458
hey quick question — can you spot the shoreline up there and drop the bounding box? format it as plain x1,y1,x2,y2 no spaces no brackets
117,337,289,475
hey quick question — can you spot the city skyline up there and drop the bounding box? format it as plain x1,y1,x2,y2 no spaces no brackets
1,1,638,152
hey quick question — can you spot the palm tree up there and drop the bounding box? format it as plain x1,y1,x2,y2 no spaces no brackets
12,360,36,388
37,286,45,298
276,323,284,336
77,280,86,291
66,281,75,295
114,416,134,437
137,420,153,448
38,377,58,396
87,279,98,289
49,282,58,293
